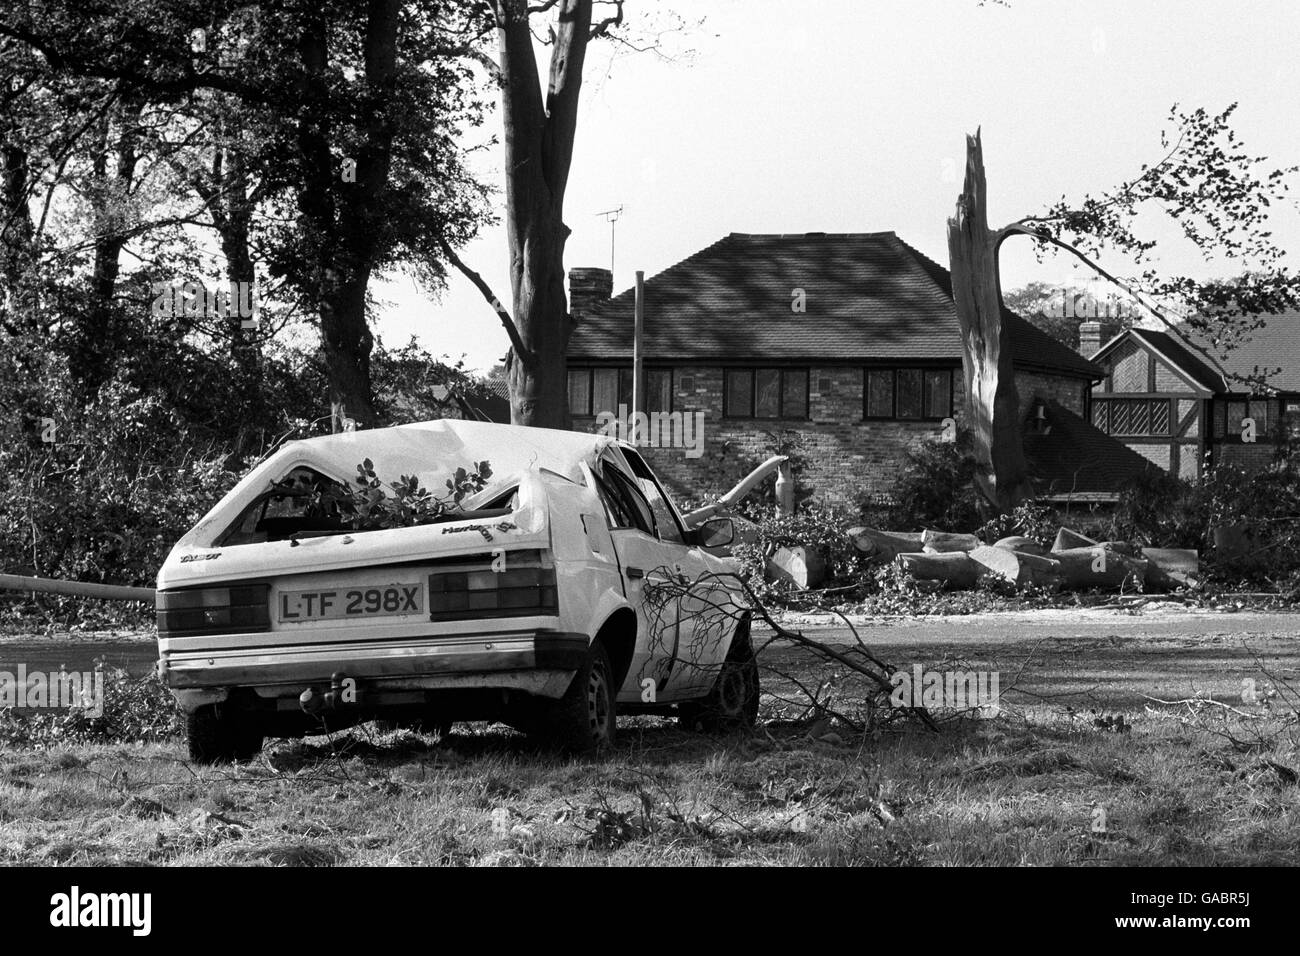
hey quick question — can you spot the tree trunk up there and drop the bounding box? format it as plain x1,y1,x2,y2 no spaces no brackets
493,0,592,429
294,3,397,432
319,268,374,431
969,545,1061,588
1053,546,1148,590
847,526,925,562
947,130,1033,512
75,100,142,392
897,551,981,588
1,143,35,329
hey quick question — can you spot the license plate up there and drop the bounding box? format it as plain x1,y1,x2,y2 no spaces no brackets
278,584,423,623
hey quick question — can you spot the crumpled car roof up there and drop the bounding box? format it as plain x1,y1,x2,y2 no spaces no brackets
275,419,614,487
173,419,616,551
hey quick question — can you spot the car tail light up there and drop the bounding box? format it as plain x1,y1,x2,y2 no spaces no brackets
427,550,558,621
157,584,271,637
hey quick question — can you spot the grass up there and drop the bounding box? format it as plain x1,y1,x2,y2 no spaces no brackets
1,624,1298,866
2,699,1298,866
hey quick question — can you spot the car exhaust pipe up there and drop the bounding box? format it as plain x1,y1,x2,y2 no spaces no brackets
299,672,354,716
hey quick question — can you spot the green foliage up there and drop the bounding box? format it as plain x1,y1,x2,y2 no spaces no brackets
978,501,1059,548
295,457,493,532
730,504,873,602
0,321,486,620
1109,456,1300,586
0,667,182,746
873,433,982,532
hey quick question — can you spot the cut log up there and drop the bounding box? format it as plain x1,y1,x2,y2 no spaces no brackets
993,535,1048,556
767,546,826,590
969,546,1062,588
1053,546,1148,590
897,551,980,588
1142,548,1199,591
1097,540,1141,557
847,527,924,562
1051,527,1098,552
921,529,981,553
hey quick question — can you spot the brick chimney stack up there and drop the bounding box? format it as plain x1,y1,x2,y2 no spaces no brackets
1078,320,1102,358
568,267,613,320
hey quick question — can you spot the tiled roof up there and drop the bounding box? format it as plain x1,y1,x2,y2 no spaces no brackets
1180,311,1300,393
1099,312,1300,394
567,232,1103,377
1023,400,1161,498
1125,329,1223,393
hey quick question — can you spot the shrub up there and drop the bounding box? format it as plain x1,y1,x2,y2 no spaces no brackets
0,666,182,746
875,433,982,532
977,501,1059,548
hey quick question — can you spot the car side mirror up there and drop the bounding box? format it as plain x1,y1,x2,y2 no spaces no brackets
697,517,734,549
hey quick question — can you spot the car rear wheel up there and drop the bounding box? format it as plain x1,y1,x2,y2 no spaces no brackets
187,704,264,764
679,627,759,733
532,640,616,755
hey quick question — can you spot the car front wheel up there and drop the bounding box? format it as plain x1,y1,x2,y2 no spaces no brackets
680,627,760,733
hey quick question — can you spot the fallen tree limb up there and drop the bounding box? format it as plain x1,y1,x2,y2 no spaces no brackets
0,573,155,603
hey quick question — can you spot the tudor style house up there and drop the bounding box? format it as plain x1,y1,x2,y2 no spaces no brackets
1085,312,1300,480
564,231,1157,506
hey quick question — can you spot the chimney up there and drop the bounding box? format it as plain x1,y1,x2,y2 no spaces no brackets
568,267,613,319
1078,320,1102,358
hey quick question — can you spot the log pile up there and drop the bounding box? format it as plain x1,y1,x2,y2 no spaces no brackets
847,524,1200,593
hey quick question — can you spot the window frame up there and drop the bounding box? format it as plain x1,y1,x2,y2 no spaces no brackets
567,366,675,417
619,447,688,544
721,367,811,420
862,366,957,422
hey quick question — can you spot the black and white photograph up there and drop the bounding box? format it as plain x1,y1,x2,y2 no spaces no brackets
0,0,1294,918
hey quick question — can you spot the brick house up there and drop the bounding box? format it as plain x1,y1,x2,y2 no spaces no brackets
565,231,1155,507
1085,311,1300,479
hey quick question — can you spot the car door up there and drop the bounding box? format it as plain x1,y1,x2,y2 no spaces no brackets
591,454,689,703
614,448,736,700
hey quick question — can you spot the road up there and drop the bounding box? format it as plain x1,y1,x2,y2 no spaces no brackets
2,607,1297,712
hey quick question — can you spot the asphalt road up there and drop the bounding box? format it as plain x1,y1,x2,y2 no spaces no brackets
756,607,1300,647
3,607,1296,680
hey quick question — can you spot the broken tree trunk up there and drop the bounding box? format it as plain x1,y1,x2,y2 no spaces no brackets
1142,548,1200,591
921,529,982,553
969,546,1062,589
848,527,924,562
1053,547,1148,590
947,129,1034,514
897,552,980,588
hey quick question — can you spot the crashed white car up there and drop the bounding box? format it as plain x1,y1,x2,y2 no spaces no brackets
156,420,756,762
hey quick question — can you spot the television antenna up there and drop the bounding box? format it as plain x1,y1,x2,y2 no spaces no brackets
596,205,624,273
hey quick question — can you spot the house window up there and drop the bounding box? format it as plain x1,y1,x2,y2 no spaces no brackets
863,368,956,420
1285,400,1300,439
723,368,808,419
567,367,672,416
1215,398,1273,438
1093,398,1172,436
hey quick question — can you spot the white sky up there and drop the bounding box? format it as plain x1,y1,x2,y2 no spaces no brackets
373,0,1300,373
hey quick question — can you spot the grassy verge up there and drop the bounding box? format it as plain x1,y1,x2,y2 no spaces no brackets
1,632,1297,866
